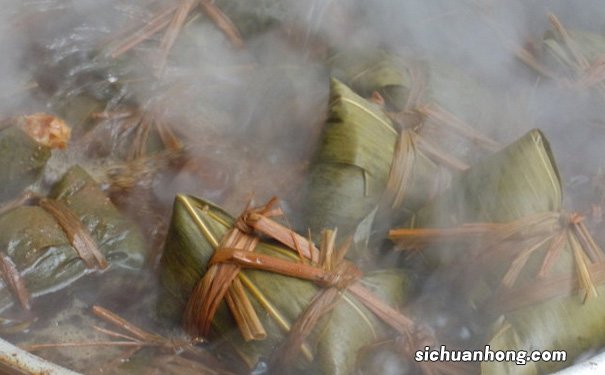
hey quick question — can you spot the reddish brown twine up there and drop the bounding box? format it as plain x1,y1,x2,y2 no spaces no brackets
266,231,361,369
391,211,605,313
184,198,421,369
183,200,273,341
108,0,243,72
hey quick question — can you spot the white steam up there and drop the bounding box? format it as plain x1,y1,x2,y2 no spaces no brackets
2,0,605,373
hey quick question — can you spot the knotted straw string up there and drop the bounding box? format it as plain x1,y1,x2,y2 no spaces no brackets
383,102,471,211
380,58,502,211
239,204,416,336
184,199,426,370
383,130,464,210
402,59,500,152
265,230,362,370
183,200,279,341
390,211,605,313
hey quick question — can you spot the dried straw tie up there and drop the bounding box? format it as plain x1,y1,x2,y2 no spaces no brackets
107,0,243,75
390,211,605,313
183,198,422,368
381,59,502,210
384,130,451,209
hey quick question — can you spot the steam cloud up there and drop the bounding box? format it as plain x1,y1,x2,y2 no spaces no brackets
2,0,605,373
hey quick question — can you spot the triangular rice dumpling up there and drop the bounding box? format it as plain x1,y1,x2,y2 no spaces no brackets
401,129,560,235
303,79,446,246
0,165,146,315
159,195,409,375
393,130,605,374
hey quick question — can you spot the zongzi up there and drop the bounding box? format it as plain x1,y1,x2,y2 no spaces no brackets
159,195,412,375
391,129,605,374
0,165,145,317
302,79,452,249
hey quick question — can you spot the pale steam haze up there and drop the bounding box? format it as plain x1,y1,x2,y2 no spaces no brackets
1,0,605,374
3,0,604,197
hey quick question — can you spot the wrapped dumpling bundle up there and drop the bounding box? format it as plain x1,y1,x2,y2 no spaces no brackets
303,79,467,246
158,195,433,375
0,165,146,324
526,14,605,88
392,129,561,264
391,130,605,374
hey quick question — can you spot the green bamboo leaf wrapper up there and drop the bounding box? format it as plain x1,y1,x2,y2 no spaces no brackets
0,165,146,313
405,130,560,290
486,290,605,374
0,125,51,201
404,130,605,373
303,79,443,245
48,165,146,269
407,129,561,230
159,194,409,374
